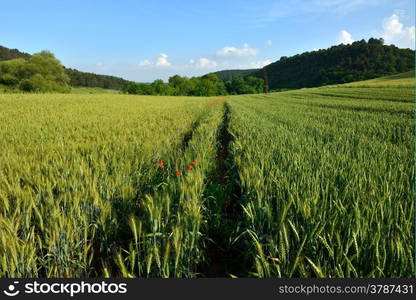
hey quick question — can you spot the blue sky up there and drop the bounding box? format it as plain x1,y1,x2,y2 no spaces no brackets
1,0,414,82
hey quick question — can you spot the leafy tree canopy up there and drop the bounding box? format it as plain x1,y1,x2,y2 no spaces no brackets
0,50,70,92
211,38,415,90
122,74,262,96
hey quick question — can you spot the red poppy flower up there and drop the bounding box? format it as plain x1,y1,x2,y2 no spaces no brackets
175,171,181,175
157,161,164,167
192,160,197,165
187,165,193,170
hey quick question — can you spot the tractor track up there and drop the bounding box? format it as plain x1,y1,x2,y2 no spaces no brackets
199,102,246,277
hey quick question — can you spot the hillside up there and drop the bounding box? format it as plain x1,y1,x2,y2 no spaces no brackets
211,38,415,91
64,68,127,90
341,70,414,87
0,45,31,60
210,69,258,82
0,45,128,90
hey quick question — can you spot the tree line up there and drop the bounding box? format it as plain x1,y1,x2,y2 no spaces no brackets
0,51,70,92
65,68,127,90
0,48,265,95
211,38,415,90
2,38,413,94
0,45,128,90
0,45,264,95
252,38,415,90
122,74,264,96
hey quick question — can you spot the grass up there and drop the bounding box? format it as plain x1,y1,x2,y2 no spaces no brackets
70,87,121,94
0,85,120,94
339,71,415,88
0,72,414,278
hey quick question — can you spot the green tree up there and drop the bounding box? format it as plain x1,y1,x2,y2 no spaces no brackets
151,79,167,95
0,50,70,92
168,75,194,95
122,81,140,94
246,76,264,93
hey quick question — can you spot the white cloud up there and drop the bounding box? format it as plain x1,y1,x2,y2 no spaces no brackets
95,62,103,68
138,59,152,67
138,54,172,68
265,40,273,46
188,57,218,69
132,44,273,79
337,30,354,44
155,53,171,67
382,14,415,49
216,43,259,59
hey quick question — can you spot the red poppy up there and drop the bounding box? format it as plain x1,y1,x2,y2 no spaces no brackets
187,165,193,170
157,161,164,167
175,171,181,175
191,160,197,165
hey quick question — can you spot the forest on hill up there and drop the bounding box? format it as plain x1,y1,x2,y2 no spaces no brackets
211,69,258,82
1,38,414,93
0,45,128,90
211,38,415,90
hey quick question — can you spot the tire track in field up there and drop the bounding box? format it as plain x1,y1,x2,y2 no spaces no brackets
91,109,208,276
180,115,202,151
199,101,246,277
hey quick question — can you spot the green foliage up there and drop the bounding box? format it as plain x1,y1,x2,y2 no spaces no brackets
168,75,195,95
122,81,141,94
0,73,19,85
225,76,264,94
211,69,258,81
258,38,415,89
121,81,159,95
122,74,260,96
211,38,415,90
65,68,127,90
151,79,167,95
189,74,226,96
0,51,70,92
0,44,128,90
0,45,31,60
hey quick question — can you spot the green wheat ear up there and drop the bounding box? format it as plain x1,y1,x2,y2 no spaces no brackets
0,73,413,278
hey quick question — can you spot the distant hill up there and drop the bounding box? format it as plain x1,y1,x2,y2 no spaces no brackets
0,45,31,60
211,69,258,81
0,45,128,90
210,38,415,91
64,68,127,90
